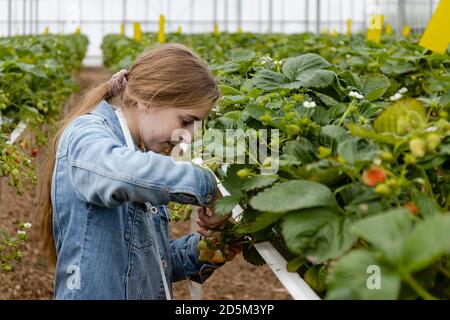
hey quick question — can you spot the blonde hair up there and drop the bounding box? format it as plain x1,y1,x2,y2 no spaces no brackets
37,43,220,265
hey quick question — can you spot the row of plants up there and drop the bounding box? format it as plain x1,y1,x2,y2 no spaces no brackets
0,34,88,277
102,32,450,299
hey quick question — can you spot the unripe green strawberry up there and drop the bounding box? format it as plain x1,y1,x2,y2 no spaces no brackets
286,124,300,136
259,114,272,123
198,239,209,251
440,111,448,119
237,168,251,179
404,153,416,165
409,138,426,158
375,184,391,196
304,266,326,293
426,133,441,152
262,157,272,167
318,146,332,158
380,151,394,162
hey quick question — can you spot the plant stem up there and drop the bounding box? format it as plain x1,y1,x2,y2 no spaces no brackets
419,168,436,201
438,264,450,279
404,274,438,300
337,101,354,127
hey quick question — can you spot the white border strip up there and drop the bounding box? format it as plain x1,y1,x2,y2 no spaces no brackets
254,241,320,300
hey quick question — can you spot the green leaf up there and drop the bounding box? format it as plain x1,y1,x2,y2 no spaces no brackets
281,207,356,262
253,70,301,91
298,69,336,89
412,191,443,218
230,49,255,62
219,84,242,96
282,138,317,165
237,211,286,234
401,215,450,273
241,175,278,191
373,99,426,135
282,53,331,82
351,209,414,264
346,123,398,145
326,249,401,300
337,137,380,165
214,195,241,216
361,74,390,101
250,180,336,213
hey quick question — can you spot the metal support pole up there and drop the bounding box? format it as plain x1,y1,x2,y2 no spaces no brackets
316,0,321,33
269,0,273,33
305,0,309,32
258,0,262,32
237,0,242,31
79,0,82,34
429,0,434,20
398,0,406,36
8,0,12,36
224,0,228,32
190,0,194,33
23,0,26,35
29,0,33,34
122,0,127,34
268,0,273,34
35,0,39,34
213,0,217,31
167,0,171,33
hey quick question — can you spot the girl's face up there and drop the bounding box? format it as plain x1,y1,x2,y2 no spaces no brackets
132,102,212,155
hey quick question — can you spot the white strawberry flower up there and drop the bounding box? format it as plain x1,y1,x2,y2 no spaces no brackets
17,230,26,235
23,222,32,229
399,87,408,94
389,93,402,101
303,101,317,109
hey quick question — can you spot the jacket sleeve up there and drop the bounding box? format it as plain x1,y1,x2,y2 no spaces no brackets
170,233,223,284
63,116,217,208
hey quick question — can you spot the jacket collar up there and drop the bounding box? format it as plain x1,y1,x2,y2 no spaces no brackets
89,100,140,150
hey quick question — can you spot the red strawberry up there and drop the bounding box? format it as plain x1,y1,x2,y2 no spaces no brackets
362,166,387,187
31,147,38,157
404,202,419,216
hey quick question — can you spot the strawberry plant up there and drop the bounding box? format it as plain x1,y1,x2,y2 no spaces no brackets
103,32,450,299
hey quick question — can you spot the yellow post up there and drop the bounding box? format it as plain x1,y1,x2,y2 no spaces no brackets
120,23,125,35
367,14,383,44
213,22,219,36
403,25,411,37
75,26,81,34
177,25,182,34
346,19,352,36
385,23,392,35
133,22,142,42
43,26,49,35
158,15,165,43
419,0,450,54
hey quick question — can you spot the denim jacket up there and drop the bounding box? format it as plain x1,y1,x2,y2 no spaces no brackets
52,100,220,300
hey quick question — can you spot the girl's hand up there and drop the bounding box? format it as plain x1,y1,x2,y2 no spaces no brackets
195,206,231,230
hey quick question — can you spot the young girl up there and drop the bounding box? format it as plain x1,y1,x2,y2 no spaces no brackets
37,43,237,300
